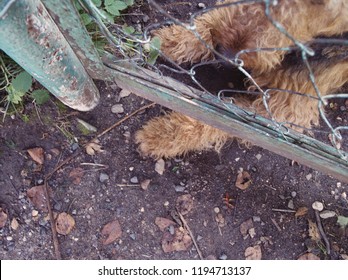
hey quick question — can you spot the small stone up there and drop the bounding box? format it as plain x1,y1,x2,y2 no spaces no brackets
6,236,13,241
342,192,347,199
248,228,256,238
312,201,324,212
130,176,139,184
140,207,144,212
142,15,150,23
10,219,19,230
288,199,294,209
164,201,169,207
111,104,124,114
174,186,185,192
155,159,165,175
71,143,79,151
129,167,134,171
197,235,203,241
253,216,261,222
291,191,297,198
139,179,150,190
197,2,206,9
119,89,131,98
306,174,312,181
53,202,62,211
219,253,227,260
32,210,39,217
99,173,109,183
168,225,175,235
319,210,336,219
214,207,220,214
255,154,262,160
129,233,136,240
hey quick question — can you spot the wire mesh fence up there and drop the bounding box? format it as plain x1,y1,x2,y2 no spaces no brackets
79,0,348,177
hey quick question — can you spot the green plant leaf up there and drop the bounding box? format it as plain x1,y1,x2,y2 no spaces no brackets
147,36,161,65
6,85,26,104
124,0,134,6
123,25,135,35
12,71,32,93
92,0,102,7
99,10,115,23
337,215,348,228
74,0,83,11
105,1,128,16
31,89,51,105
80,13,93,25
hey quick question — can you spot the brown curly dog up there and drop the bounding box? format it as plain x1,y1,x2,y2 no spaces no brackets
136,0,348,158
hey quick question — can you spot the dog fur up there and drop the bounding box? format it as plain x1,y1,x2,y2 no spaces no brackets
135,0,348,159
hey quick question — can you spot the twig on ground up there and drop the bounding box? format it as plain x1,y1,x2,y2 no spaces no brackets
164,2,192,7
271,218,282,232
43,180,61,260
115,184,141,187
314,210,331,255
176,209,204,260
89,102,156,142
80,163,109,168
272,208,296,213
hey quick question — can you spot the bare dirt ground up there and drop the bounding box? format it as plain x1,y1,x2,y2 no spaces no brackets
0,0,347,260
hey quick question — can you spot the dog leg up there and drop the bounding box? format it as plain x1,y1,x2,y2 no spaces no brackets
135,111,229,158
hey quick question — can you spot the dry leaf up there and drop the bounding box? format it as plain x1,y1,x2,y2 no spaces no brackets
240,218,254,238
245,245,262,260
308,219,321,242
161,227,192,253
235,170,252,190
155,159,165,175
140,179,151,190
295,207,308,218
69,167,84,185
176,194,194,216
27,185,51,212
11,218,19,230
55,212,75,235
298,253,320,260
27,147,44,165
85,141,104,156
101,220,122,245
0,208,8,228
155,217,176,232
119,88,131,98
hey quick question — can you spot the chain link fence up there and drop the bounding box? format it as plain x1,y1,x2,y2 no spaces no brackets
79,0,348,180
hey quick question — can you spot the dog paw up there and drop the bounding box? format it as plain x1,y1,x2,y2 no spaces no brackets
135,112,230,159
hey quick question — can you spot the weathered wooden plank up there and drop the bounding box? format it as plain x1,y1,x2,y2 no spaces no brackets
103,56,348,183
42,0,109,81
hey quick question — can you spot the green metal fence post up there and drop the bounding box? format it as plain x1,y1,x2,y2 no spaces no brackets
0,0,100,111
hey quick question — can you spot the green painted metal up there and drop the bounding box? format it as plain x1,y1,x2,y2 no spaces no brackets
42,0,109,80
103,56,348,183
0,0,100,111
